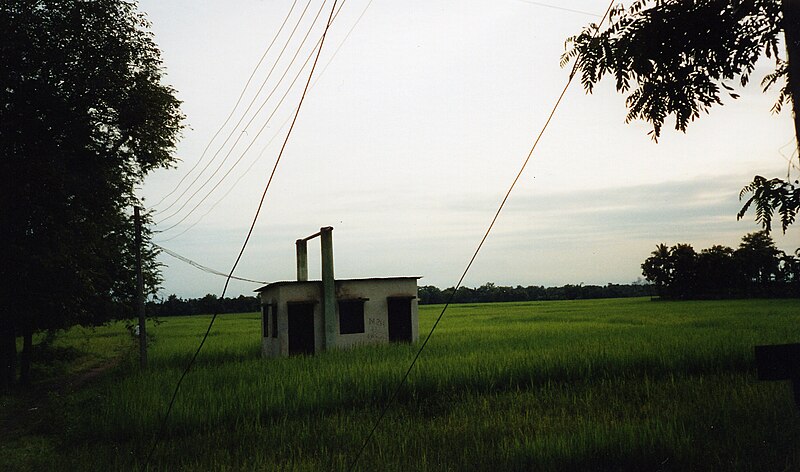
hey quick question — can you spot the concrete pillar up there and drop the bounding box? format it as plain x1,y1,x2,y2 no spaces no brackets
296,239,308,281
320,226,336,349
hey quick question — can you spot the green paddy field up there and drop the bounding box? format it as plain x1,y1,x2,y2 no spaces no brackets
2,297,799,471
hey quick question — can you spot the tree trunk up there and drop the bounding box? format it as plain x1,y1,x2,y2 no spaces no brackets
782,0,800,157
0,322,15,392
19,328,32,387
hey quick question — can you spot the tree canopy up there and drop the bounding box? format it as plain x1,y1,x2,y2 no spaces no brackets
562,0,799,233
641,231,799,299
1,0,183,388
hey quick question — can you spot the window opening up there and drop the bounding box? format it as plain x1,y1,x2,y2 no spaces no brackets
339,299,366,334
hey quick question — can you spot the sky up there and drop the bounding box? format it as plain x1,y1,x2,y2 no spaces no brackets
136,0,799,299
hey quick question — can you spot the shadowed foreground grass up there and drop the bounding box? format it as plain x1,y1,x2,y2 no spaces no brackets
2,298,799,471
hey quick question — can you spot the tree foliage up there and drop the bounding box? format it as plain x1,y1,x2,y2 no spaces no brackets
146,294,260,317
737,175,799,233
562,0,798,233
562,0,784,140
417,282,654,305
641,231,799,299
1,1,183,388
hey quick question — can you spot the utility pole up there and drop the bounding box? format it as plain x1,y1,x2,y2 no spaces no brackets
134,206,147,368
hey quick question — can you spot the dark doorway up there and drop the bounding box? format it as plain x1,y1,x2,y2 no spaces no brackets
387,297,413,343
288,302,315,355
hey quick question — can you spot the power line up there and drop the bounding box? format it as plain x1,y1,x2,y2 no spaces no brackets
155,0,321,218
139,1,340,469
155,0,333,228
510,0,601,17
150,0,302,211
154,243,267,284
154,0,371,242
346,1,617,469
312,0,375,87
154,53,316,236
155,0,358,236
155,17,327,234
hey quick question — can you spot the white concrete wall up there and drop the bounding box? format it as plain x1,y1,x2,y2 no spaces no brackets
259,277,419,357
334,278,419,349
260,281,322,357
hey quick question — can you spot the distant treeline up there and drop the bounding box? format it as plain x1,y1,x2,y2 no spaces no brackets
147,231,798,317
641,231,799,300
147,283,655,316
146,294,260,317
418,282,654,305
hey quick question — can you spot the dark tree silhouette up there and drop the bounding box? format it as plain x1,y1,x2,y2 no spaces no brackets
641,232,797,299
668,244,699,299
696,245,739,298
738,175,799,233
562,0,799,233
737,231,783,291
0,1,183,388
641,244,672,295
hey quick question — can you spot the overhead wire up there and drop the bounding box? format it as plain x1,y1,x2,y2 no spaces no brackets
139,1,340,469
155,0,323,220
154,7,329,234
153,243,267,284
511,0,601,17
151,0,303,211
155,0,358,236
778,135,800,176
154,52,317,237
345,1,617,469
154,0,372,243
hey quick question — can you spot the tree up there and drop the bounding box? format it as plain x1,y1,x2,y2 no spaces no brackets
695,245,738,298
0,1,183,389
736,230,782,293
562,0,799,233
778,248,800,291
641,243,672,295
668,244,699,299
640,232,795,299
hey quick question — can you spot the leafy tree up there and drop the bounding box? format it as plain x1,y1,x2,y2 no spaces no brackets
778,248,800,289
695,245,738,298
640,232,796,299
1,1,183,388
736,230,782,292
737,175,799,233
668,244,699,299
641,243,672,295
562,0,799,233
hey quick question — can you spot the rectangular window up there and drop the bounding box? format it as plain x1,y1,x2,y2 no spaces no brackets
271,304,278,338
338,299,365,334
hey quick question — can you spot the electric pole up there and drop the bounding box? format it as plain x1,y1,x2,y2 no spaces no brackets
134,206,147,368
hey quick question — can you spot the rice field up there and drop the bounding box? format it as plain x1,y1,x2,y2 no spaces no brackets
3,297,800,471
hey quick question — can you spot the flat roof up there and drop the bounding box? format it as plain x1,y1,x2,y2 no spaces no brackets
255,276,422,292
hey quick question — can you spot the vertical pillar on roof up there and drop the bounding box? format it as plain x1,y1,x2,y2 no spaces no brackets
320,226,336,349
296,239,308,281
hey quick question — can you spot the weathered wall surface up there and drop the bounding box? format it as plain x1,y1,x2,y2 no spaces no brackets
259,277,419,357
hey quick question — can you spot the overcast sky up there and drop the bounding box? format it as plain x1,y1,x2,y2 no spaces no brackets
136,0,798,298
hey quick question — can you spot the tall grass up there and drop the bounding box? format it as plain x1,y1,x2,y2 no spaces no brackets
7,298,800,471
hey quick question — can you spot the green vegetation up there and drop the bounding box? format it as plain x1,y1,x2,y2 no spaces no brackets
1,0,183,389
418,282,653,304
642,231,799,299
562,0,800,234
2,298,799,471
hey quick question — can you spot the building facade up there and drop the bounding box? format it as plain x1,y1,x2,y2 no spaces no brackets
257,277,420,357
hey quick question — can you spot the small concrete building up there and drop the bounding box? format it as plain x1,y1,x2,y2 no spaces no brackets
257,227,420,357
